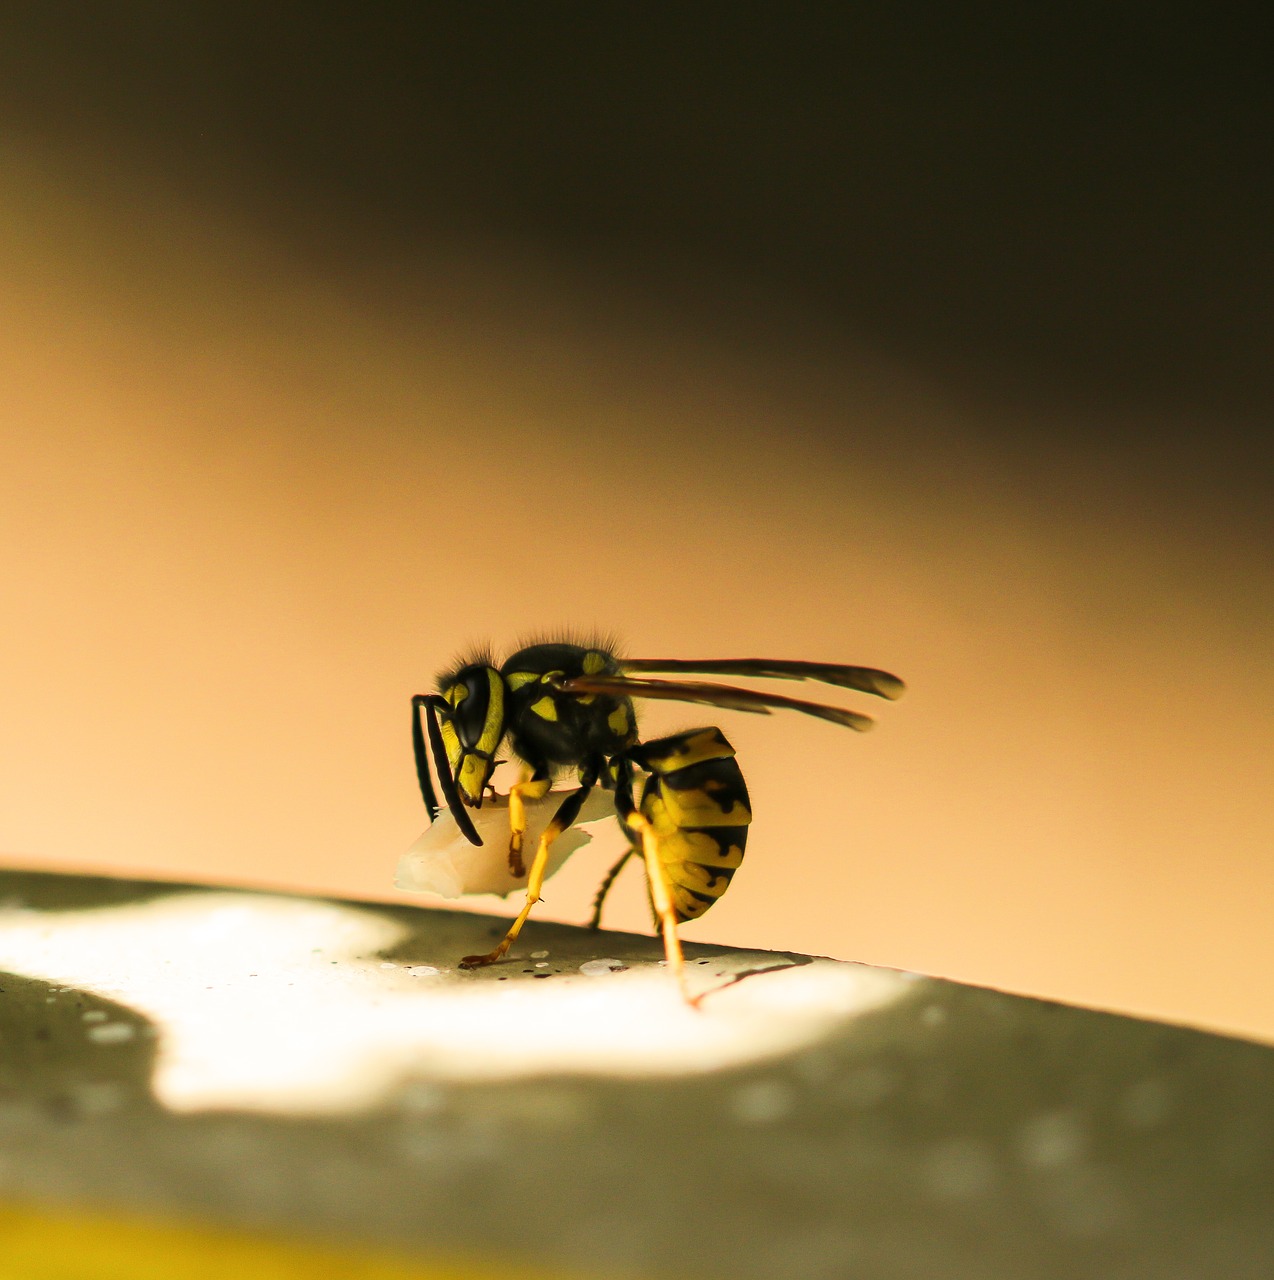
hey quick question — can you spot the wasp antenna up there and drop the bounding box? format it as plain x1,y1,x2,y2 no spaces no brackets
424,696,482,846
411,695,440,821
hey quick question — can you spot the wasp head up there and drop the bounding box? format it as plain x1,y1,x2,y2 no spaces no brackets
436,663,506,806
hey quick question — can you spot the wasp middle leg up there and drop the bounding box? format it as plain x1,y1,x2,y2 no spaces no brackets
460,760,601,970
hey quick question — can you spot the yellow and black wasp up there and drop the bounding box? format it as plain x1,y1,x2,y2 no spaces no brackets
412,641,904,993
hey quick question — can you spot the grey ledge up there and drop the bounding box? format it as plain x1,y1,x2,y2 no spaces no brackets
0,868,1269,1279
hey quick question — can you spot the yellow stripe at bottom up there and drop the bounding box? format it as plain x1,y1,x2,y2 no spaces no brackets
0,1202,566,1280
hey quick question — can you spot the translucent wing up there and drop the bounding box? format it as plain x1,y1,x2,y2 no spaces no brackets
622,657,905,700
557,674,878,731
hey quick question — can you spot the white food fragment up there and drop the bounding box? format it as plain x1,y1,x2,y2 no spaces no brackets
396,786,617,898
404,965,440,978
579,958,628,976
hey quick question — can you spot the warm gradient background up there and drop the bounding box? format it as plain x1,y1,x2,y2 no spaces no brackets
1,10,1271,1039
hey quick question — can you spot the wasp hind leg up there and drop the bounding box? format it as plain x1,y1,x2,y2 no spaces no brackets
613,755,693,1002
587,848,634,930
615,731,752,1004
460,762,600,970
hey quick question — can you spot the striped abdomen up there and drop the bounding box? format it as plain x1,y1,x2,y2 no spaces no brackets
629,728,752,923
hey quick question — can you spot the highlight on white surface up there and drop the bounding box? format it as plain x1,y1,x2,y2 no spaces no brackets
0,891,912,1116
396,786,619,898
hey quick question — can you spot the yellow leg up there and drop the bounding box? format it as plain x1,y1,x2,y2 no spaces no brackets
458,803,558,962
627,812,694,1005
506,771,550,877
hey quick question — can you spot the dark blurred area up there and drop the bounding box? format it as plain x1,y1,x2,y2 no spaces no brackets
2,3,1270,440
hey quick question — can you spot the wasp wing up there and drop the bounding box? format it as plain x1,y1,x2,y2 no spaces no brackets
621,658,904,700
557,674,877,731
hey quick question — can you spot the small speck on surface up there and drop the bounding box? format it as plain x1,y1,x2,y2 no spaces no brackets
730,1080,795,1124
379,962,397,969
534,962,549,969
404,965,440,978
88,1023,135,1045
922,1138,997,1202
1017,1110,1087,1168
837,1065,896,1108
72,1082,126,1116
531,950,549,959
579,958,627,976
921,1004,947,1027
1120,1078,1173,1129
82,1010,108,1023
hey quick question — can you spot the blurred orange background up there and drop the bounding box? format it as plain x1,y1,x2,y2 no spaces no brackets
1,12,1271,1042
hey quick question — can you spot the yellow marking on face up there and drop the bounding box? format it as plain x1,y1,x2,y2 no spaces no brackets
506,671,539,691
476,667,505,754
457,752,491,801
439,718,460,766
530,696,558,722
607,704,630,737
578,695,595,706
582,651,607,674
445,683,467,709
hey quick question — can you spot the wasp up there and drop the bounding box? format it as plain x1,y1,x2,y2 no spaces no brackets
411,641,903,995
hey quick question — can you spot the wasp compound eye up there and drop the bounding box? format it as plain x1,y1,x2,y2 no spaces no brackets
440,665,506,805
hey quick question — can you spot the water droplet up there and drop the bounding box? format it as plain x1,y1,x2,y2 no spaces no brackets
922,1138,996,1202
531,950,550,959
579,958,627,976
1017,1110,1086,1167
88,1023,136,1045
72,1082,125,1116
404,965,440,978
731,1080,794,1124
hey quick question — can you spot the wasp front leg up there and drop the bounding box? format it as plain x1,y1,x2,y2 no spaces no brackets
506,764,551,878
460,761,600,970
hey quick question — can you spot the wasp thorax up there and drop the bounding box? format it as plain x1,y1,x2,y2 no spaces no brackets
438,664,506,805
